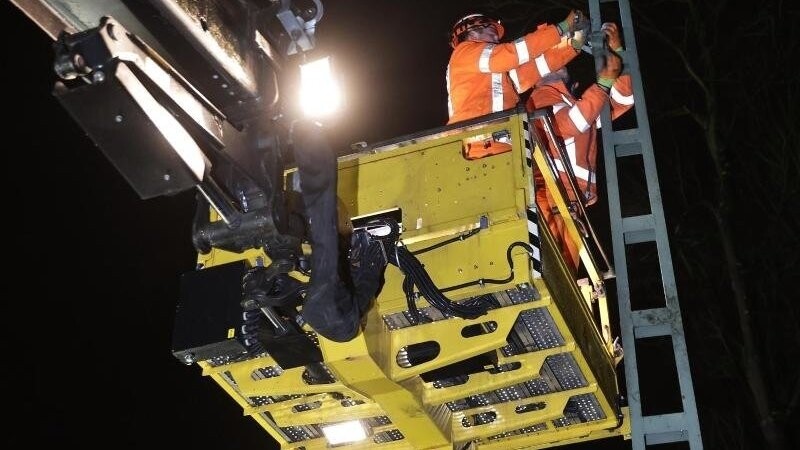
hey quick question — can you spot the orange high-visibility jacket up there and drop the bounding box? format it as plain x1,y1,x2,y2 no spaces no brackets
527,75,634,205
446,25,577,125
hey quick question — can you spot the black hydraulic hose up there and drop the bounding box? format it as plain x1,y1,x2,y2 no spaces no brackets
402,275,424,324
367,217,533,320
441,241,534,293
392,245,489,319
380,213,533,319
411,228,481,255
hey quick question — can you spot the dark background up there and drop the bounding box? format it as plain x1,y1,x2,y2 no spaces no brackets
8,1,798,449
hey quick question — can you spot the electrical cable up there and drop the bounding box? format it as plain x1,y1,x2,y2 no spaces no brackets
411,228,481,255
371,218,533,319
441,241,534,293
392,244,489,319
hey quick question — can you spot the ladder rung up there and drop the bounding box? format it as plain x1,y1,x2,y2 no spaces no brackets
615,141,642,157
631,307,673,338
622,214,654,244
634,323,671,339
644,412,690,444
624,228,654,245
612,129,643,151
646,430,689,445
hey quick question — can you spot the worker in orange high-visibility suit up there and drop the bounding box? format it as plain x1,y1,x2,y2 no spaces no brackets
446,9,590,134
523,23,634,273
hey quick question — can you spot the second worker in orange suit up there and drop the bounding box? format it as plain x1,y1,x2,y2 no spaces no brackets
522,23,634,272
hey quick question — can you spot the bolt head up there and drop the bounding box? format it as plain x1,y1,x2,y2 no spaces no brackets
92,71,106,83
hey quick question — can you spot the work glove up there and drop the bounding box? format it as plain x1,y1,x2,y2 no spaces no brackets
558,9,590,38
601,22,624,53
570,28,587,50
596,51,622,92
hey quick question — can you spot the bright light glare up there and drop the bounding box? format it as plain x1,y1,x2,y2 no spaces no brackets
300,56,342,118
321,420,367,445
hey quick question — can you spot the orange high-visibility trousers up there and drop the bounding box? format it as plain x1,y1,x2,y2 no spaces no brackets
536,185,579,274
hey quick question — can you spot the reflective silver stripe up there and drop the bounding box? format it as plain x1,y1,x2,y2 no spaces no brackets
554,137,591,181
534,53,550,76
446,65,453,117
478,44,494,73
514,37,529,64
568,105,591,132
552,102,569,114
491,73,503,111
611,85,634,105
509,69,521,91
478,44,504,112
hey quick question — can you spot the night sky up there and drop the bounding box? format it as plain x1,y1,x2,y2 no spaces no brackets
9,1,797,449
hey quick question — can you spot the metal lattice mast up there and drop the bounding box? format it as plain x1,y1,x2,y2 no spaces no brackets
586,0,703,447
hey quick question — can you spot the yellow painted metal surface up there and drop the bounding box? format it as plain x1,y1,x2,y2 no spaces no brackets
194,110,627,449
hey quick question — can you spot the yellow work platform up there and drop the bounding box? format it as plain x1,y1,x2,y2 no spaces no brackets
194,109,629,449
